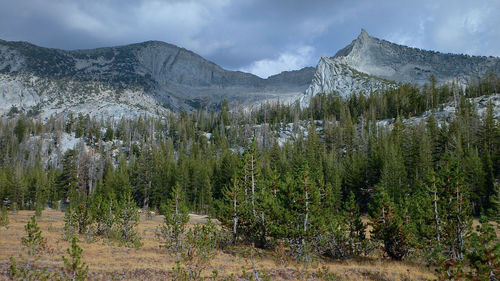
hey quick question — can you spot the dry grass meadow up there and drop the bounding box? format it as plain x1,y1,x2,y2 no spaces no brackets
0,210,437,280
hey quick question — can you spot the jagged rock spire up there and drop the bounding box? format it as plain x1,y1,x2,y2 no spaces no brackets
359,28,369,39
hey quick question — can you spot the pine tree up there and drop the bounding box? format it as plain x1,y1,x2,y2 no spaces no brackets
428,171,442,249
90,190,117,237
212,150,238,200
56,149,79,200
237,139,269,247
489,184,500,221
417,124,434,181
478,101,498,157
245,140,259,220
343,151,368,211
380,142,407,204
116,192,141,247
226,178,243,244
158,183,189,252
13,117,27,144
133,146,154,210
464,216,499,280
288,162,322,262
67,192,93,236
104,126,114,142
323,151,342,213
370,183,409,260
463,147,485,215
426,114,444,166
478,101,499,204
104,157,131,202
9,216,52,280
0,205,8,227
61,237,88,281
344,191,366,256
254,168,278,249
438,156,472,261
406,186,435,257
483,149,496,214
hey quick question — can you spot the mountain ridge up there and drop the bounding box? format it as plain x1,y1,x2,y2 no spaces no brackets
334,29,500,85
2,30,500,118
0,39,315,116
301,29,500,104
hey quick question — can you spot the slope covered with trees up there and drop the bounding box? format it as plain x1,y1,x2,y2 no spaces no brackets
0,75,499,279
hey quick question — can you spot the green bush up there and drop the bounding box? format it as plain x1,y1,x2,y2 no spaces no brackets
61,237,88,281
157,184,189,253
9,216,53,280
0,205,8,228
115,192,142,248
171,220,219,281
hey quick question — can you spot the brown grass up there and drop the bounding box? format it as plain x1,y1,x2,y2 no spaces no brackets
0,210,436,280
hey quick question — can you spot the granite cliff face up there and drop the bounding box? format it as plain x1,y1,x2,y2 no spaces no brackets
0,39,314,118
300,56,394,106
302,29,500,104
2,30,500,118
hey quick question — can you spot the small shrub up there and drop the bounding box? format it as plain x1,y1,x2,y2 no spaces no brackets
35,203,43,218
0,205,9,228
63,207,77,241
90,193,117,238
171,220,218,281
116,192,142,248
241,243,272,281
157,184,189,252
145,208,154,221
464,217,499,280
61,237,88,281
272,242,289,268
47,223,58,233
287,237,316,265
21,216,48,258
11,202,18,214
9,216,53,280
316,266,342,281
74,202,93,235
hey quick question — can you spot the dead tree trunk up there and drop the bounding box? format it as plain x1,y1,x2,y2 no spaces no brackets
432,179,441,248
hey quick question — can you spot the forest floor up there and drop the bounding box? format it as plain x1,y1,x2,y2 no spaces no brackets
0,210,437,280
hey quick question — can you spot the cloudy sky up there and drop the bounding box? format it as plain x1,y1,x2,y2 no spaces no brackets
1,0,499,78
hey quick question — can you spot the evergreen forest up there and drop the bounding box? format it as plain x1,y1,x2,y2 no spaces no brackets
0,75,499,279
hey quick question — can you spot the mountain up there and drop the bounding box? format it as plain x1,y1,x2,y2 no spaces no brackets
2,30,500,118
0,39,314,118
301,29,500,105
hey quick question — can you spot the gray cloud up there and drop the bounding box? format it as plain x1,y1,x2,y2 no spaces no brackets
1,0,499,78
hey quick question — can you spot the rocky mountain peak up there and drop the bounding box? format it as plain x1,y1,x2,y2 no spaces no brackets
303,29,500,104
333,29,374,59
332,29,500,86
357,28,371,41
